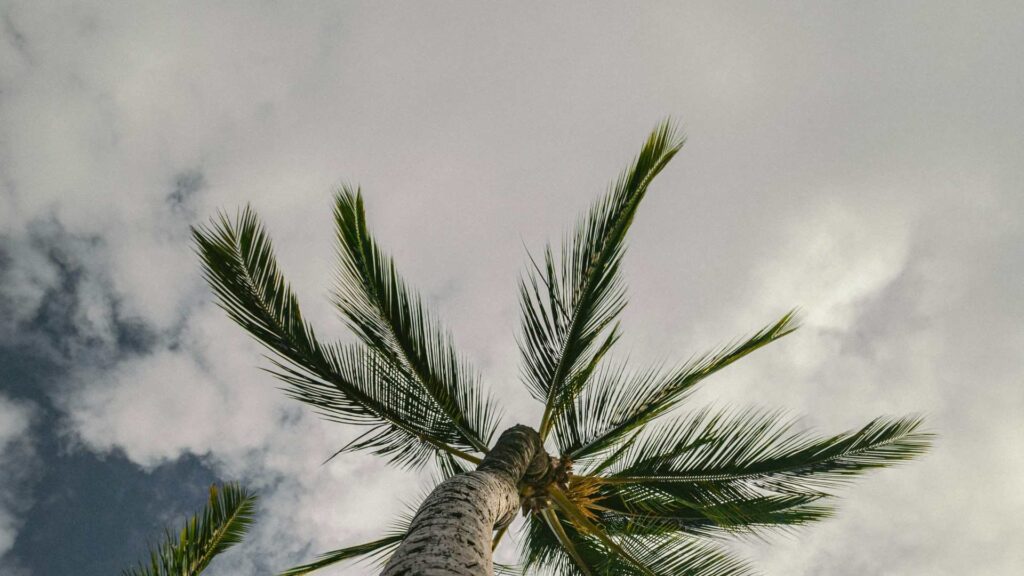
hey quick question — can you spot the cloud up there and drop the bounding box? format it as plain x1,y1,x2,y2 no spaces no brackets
61,303,415,575
0,394,39,573
1,1,1023,575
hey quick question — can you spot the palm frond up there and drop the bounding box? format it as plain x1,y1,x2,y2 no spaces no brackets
556,312,798,461
333,187,502,455
541,508,593,576
519,120,686,441
520,507,590,576
193,208,477,468
521,503,753,576
270,345,480,467
597,409,932,495
278,534,405,576
435,449,476,480
279,493,420,575
494,561,527,576
550,486,656,576
606,532,754,576
594,485,834,538
122,483,256,576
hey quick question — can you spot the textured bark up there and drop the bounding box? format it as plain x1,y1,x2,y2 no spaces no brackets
381,425,550,576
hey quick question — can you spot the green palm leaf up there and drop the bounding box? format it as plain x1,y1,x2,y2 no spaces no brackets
278,534,405,576
597,409,932,494
555,312,798,461
595,486,833,538
193,208,478,468
279,471,459,575
333,187,502,455
550,486,657,576
605,532,753,576
541,508,594,576
521,502,753,576
519,120,686,441
122,483,256,576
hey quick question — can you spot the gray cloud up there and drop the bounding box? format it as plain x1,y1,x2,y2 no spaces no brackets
0,394,39,575
1,1,1021,574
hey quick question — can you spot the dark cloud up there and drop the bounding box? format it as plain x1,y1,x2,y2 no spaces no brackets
1,9,29,62
0,217,214,576
0,217,157,363
167,170,205,218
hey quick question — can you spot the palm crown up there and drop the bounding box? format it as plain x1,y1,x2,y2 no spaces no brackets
192,120,930,575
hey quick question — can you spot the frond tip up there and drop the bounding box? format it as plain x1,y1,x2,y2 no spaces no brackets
598,411,933,491
278,534,405,576
121,483,257,576
520,119,686,443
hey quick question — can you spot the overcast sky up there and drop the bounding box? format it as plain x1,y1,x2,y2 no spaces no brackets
1,1,1022,575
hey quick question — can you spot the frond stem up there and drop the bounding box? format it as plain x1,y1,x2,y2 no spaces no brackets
491,525,508,551
549,485,655,576
540,508,593,576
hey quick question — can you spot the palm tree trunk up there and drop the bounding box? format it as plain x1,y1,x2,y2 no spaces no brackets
381,425,551,576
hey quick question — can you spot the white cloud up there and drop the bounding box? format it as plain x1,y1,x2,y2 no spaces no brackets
62,305,414,575
67,348,230,466
754,197,911,332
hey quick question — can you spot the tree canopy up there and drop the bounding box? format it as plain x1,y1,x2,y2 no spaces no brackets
128,120,930,575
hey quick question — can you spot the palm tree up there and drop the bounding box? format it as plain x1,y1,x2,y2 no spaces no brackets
122,483,257,576
193,120,930,575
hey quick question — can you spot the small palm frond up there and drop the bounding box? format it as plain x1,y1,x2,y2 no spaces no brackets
122,483,256,576
280,471,462,575
278,534,405,576
555,312,798,461
597,409,932,495
603,532,754,576
279,499,418,575
519,120,686,441
333,188,502,455
435,449,476,480
193,208,478,468
494,562,527,576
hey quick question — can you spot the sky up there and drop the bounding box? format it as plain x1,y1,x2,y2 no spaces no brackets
0,1,1022,574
